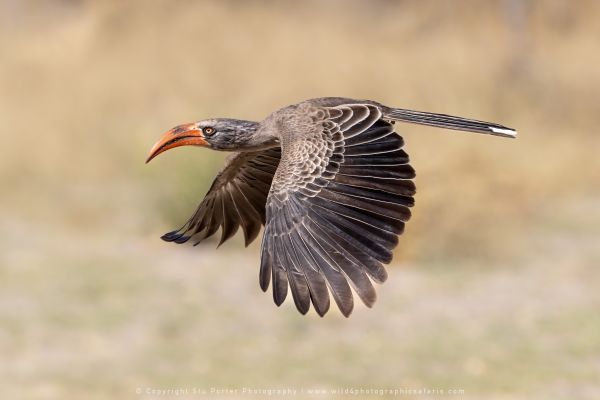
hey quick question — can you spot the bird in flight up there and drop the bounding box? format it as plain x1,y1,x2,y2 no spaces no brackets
146,97,516,317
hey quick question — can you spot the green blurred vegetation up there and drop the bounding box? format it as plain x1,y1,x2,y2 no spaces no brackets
1,0,599,399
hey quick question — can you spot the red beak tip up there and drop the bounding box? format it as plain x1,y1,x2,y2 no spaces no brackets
145,124,201,164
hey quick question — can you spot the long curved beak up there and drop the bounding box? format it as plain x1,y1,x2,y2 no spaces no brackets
146,123,207,163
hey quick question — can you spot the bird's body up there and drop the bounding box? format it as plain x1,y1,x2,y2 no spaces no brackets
147,97,516,317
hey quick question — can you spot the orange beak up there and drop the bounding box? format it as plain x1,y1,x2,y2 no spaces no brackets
146,123,208,163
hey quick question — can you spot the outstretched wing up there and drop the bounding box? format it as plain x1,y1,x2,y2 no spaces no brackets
162,148,281,247
260,104,415,317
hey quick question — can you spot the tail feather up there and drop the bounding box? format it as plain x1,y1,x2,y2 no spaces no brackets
386,108,517,138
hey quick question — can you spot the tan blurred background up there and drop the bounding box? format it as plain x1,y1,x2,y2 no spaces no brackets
1,0,599,398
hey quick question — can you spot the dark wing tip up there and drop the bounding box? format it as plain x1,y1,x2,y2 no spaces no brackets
315,308,328,317
161,230,187,242
340,306,353,318
296,304,310,315
273,294,286,307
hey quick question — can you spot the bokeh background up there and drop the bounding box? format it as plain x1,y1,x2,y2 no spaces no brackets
1,0,599,398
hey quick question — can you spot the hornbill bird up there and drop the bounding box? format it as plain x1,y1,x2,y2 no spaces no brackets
146,97,516,317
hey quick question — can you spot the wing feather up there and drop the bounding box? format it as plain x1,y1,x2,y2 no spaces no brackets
261,103,414,316
161,148,281,247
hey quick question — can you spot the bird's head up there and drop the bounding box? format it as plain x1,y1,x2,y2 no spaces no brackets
146,118,263,163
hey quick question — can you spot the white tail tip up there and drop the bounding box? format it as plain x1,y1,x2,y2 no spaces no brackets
490,126,517,137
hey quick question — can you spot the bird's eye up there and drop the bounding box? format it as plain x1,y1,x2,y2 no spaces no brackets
202,127,216,136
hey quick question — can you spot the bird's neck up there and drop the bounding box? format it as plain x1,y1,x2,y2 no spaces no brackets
231,120,279,151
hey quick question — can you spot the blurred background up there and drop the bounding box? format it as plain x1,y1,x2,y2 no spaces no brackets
1,0,599,398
